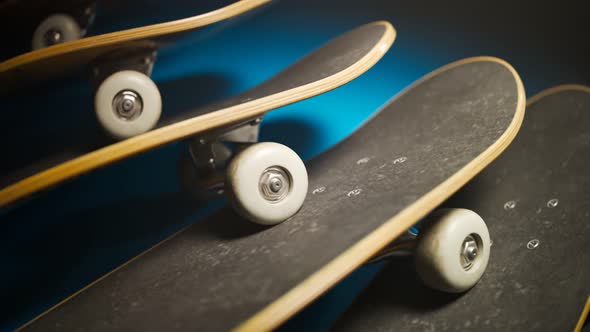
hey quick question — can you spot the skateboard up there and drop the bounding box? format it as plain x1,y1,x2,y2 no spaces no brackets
0,0,271,139
0,0,251,55
332,85,590,331
0,21,396,215
578,296,590,332
17,56,525,331
0,0,97,55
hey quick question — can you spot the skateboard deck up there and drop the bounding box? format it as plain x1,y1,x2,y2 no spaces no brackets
0,0,270,88
578,296,590,332
18,56,525,331
332,85,590,332
0,21,396,208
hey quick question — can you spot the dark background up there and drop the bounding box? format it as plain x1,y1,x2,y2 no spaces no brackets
1,0,588,330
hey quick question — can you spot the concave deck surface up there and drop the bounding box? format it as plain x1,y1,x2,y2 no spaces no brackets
0,21,395,207
332,85,590,332
20,57,524,331
0,0,270,88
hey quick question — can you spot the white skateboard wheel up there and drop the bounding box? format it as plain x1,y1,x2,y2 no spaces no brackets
95,70,162,140
415,208,490,293
32,14,82,50
226,142,308,225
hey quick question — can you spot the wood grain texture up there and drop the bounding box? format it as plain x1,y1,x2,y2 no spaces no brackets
20,57,524,331
0,21,396,207
332,85,590,332
576,296,590,332
0,0,270,87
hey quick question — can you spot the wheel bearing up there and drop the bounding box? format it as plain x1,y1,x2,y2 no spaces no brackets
44,28,64,46
112,90,143,121
259,166,291,202
460,234,479,271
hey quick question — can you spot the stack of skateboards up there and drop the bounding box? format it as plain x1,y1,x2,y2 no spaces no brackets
1,0,588,330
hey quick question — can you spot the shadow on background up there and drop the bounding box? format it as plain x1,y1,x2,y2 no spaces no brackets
0,192,222,327
260,113,323,160
1,73,232,186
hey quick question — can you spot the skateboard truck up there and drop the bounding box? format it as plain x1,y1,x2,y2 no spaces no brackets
90,48,162,140
366,230,418,264
367,209,490,293
181,117,263,196
190,116,262,172
181,138,233,197
179,116,309,225
91,48,157,84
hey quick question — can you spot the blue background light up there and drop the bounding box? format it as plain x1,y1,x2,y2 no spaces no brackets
1,0,587,330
